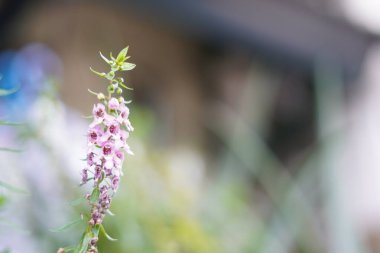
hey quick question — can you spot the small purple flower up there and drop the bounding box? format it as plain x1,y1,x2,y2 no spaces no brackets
125,119,134,132
108,98,119,110
117,104,130,123
94,166,102,180
100,185,108,194
104,168,113,176
102,141,113,156
81,168,88,184
106,120,120,135
88,125,103,144
104,158,114,170
111,176,119,190
115,150,124,161
119,130,129,142
87,152,95,166
90,237,98,246
93,103,106,120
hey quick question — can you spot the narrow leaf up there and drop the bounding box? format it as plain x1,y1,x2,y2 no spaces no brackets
0,87,18,96
110,52,116,61
120,62,136,71
99,51,111,64
50,218,83,232
0,120,23,126
62,245,76,252
75,231,92,253
0,195,7,207
99,224,117,241
89,67,106,77
87,89,98,96
68,197,85,207
92,224,100,237
106,209,115,216
119,82,133,90
0,181,27,194
90,188,100,204
116,46,129,63
0,147,22,152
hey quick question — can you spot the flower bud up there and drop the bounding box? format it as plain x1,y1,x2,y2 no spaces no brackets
97,93,105,100
107,85,115,93
116,87,123,95
88,219,95,226
108,98,120,110
90,237,98,246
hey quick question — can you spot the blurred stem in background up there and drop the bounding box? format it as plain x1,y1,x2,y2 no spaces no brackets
314,61,369,253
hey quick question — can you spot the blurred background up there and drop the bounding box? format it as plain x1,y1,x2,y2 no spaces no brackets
0,0,380,252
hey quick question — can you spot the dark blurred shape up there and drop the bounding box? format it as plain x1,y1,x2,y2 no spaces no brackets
115,0,375,78
0,0,375,79
0,0,33,47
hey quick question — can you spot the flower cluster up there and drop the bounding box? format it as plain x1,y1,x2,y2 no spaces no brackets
83,97,133,220
76,47,135,253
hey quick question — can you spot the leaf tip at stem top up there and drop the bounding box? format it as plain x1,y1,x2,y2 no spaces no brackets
99,51,111,64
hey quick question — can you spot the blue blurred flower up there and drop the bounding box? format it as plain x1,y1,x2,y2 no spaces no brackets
0,43,62,120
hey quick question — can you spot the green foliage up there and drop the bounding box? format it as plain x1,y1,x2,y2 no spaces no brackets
50,218,84,233
0,87,18,96
0,120,23,126
0,180,27,194
99,224,117,241
0,76,18,96
0,147,22,152
90,46,135,97
68,197,86,207
0,196,7,208
75,231,93,253
89,187,100,205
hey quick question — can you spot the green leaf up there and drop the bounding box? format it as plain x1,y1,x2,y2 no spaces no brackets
75,231,93,253
99,51,112,64
119,82,133,90
90,188,100,204
50,218,83,232
92,224,100,237
87,89,98,96
110,52,116,61
120,62,136,71
105,71,115,81
74,232,85,253
99,224,117,241
0,195,7,207
0,181,27,194
68,197,85,207
106,209,115,216
0,87,18,96
62,245,76,252
0,120,23,126
89,67,106,77
0,147,22,152
116,46,129,63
